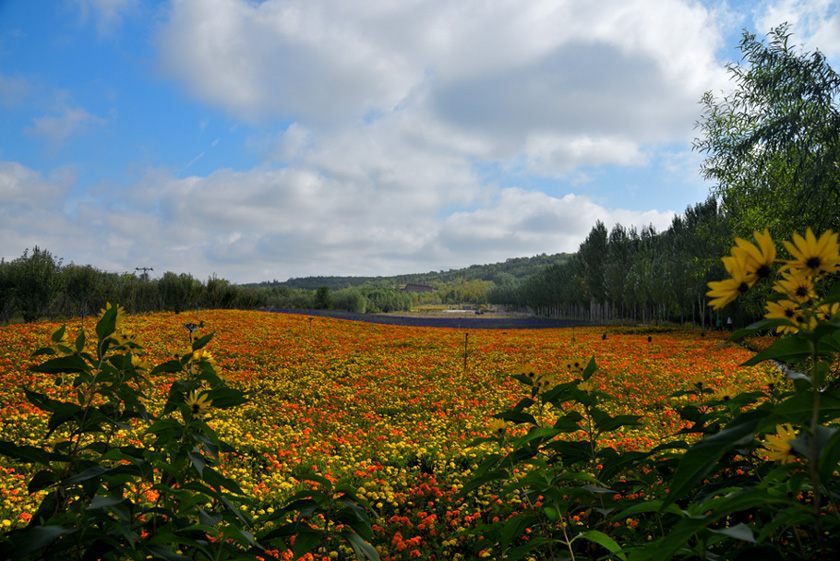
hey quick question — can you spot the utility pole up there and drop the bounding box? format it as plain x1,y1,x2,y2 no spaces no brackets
135,267,153,281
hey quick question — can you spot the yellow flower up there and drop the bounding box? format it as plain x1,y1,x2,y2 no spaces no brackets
689,373,705,390
773,271,816,303
563,359,584,373
732,229,776,280
186,391,212,417
816,302,840,322
131,354,152,371
782,228,840,278
577,381,594,393
534,374,554,393
513,364,539,380
762,424,798,464
707,256,751,309
488,418,506,436
714,386,737,401
761,370,783,391
765,300,804,334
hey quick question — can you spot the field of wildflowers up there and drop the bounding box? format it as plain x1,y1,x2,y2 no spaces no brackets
0,311,778,559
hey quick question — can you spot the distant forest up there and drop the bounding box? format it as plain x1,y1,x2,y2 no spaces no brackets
246,253,571,291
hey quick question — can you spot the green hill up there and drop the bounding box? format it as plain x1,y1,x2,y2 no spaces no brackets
246,253,571,290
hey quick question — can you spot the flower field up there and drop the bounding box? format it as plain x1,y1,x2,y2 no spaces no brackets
0,310,779,559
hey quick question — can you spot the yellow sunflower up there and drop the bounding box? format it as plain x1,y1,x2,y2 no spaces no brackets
706,256,752,309
816,302,840,322
563,359,585,374
488,418,506,436
782,228,840,278
732,228,776,280
513,364,539,380
765,299,804,334
761,424,798,464
773,271,816,304
577,381,594,393
714,386,738,401
186,391,212,418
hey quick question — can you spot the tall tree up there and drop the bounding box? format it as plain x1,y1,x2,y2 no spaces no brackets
694,25,840,238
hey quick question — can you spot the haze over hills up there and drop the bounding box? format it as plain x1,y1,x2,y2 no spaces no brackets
246,253,572,290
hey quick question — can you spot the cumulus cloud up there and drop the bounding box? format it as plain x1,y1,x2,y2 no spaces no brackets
756,0,840,56
0,158,675,282
2,0,751,282
156,0,729,167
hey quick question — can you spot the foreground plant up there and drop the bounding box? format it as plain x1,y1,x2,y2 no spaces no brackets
0,305,379,560
462,227,840,560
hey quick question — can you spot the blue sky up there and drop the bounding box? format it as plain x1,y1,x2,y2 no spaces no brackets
1,0,838,283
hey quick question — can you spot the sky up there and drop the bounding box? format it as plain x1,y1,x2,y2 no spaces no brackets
1,0,839,284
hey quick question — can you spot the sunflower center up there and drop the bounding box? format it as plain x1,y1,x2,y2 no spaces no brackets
784,308,795,319
738,282,749,293
756,264,772,278
806,256,822,270
795,286,809,298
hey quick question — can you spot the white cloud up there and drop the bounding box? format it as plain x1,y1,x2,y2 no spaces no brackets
24,106,107,145
73,0,140,36
756,0,840,56
0,158,675,282
156,0,729,172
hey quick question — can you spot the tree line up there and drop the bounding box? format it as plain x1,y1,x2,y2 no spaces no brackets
0,250,419,324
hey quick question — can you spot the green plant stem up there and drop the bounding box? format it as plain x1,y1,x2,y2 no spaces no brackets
808,340,826,559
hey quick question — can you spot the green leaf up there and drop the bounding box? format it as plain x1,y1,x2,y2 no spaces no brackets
708,522,755,543
188,449,206,477
343,530,381,561
291,528,322,559
64,465,108,484
457,469,509,498
75,330,85,353
496,410,538,425
0,440,54,466
663,409,765,509
206,386,248,409
582,357,598,381
10,525,77,558
594,412,642,433
741,335,816,366
149,360,185,376
96,305,118,342
819,426,840,482
197,506,223,527
512,427,564,449
28,469,57,494
579,530,627,561
775,392,840,425
202,466,245,495
30,355,90,375
192,332,214,350
50,326,66,343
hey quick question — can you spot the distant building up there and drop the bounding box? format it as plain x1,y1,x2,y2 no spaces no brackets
401,283,435,293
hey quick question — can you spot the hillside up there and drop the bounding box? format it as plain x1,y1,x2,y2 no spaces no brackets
247,252,571,290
